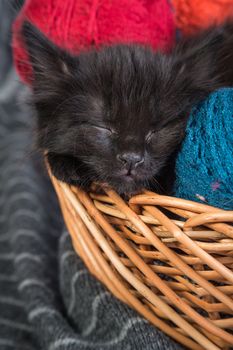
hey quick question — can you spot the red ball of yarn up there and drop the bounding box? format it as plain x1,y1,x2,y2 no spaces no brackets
13,0,175,84
172,0,233,36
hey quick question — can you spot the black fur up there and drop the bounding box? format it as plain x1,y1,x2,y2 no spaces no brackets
22,22,233,194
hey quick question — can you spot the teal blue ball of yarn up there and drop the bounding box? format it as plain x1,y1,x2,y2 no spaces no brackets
174,88,233,210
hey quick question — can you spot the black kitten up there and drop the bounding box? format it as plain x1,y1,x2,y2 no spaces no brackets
22,22,233,194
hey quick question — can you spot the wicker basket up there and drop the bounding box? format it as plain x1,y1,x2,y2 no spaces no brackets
49,171,233,350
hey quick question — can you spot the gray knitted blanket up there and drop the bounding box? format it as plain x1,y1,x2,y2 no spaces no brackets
0,2,183,349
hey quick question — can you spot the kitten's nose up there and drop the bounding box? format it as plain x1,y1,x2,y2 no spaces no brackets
117,152,144,169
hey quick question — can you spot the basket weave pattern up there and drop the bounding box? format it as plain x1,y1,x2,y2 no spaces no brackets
50,172,233,350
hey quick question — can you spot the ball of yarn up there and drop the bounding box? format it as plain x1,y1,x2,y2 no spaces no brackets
171,0,233,36
13,0,175,84
174,88,233,210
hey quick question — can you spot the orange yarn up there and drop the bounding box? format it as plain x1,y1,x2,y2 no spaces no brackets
172,0,233,35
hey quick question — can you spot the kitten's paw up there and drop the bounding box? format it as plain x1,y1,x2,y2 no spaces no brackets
47,153,84,186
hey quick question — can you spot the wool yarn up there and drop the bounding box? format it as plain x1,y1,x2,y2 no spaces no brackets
174,88,233,210
13,0,175,84
171,0,233,36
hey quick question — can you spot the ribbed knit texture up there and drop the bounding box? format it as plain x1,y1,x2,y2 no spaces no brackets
0,2,183,349
171,0,233,36
12,0,175,84
174,88,233,210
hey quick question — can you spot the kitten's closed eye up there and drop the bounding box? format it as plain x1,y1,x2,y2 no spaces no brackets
146,118,180,143
145,130,156,143
79,122,117,136
89,124,117,135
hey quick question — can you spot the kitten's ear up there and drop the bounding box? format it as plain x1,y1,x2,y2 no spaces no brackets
172,24,233,102
22,21,75,85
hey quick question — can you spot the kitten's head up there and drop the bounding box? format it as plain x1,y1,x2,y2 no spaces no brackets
22,22,220,194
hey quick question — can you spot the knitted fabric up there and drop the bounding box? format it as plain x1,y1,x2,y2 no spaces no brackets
13,0,175,84
171,0,233,36
174,88,233,210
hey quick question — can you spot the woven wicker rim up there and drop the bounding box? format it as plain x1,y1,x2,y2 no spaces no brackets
49,168,233,350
